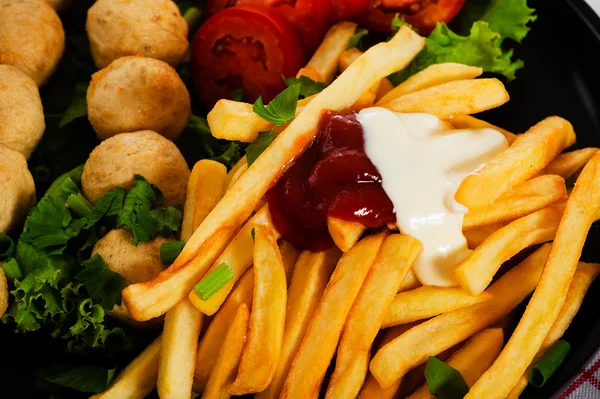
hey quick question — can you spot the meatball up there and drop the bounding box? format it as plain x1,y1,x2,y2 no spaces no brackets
87,56,191,141
86,0,188,69
0,0,65,86
0,65,45,158
81,131,190,206
46,0,71,10
0,145,36,234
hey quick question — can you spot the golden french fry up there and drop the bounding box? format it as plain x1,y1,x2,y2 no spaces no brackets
327,217,366,252
281,232,387,399
306,21,357,84
257,248,341,399
507,262,600,398
338,48,363,73
229,226,287,394
91,337,161,399
279,240,301,286
326,235,422,399
202,304,249,399
226,163,248,192
377,63,483,104
382,286,493,328
456,205,564,296
370,244,552,388
445,114,517,144
208,100,273,142
228,157,247,180
188,205,278,316
463,174,567,230
398,269,421,292
380,78,509,119
194,269,254,391
123,26,425,321
296,67,325,83
544,147,599,180
158,299,203,399
407,328,504,399
463,222,506,249
0,268,7,318
375,78,394,102
351,88,377,109
456,116,576,209
466,153,600,399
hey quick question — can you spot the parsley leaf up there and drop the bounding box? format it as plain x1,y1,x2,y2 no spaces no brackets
347,28,369,49
84,188,125,229
245,130,275,167
75,254,126,311
160,240,185,265
37,364,117,393
253,84,301,126
425,357,469,399
59,81,88,128
284,76,326,99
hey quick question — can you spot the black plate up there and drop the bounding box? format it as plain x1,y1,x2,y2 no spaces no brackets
2,0,600,397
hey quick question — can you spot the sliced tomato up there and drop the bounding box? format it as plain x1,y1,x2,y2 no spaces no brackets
359,0,465,34
206,0,332,55
191,6,305,108
329,0,370,22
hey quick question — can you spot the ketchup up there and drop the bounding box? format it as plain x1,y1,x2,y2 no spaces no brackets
266,111,395,251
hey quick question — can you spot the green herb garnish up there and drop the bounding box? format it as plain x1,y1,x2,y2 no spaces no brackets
66,193,94,218
250,228,256,242
0,235,15,260
1,258,23,280
160,240,186,265
283,75,326,99
59,81,88,128
253,83,301,126
37,364,117,394
425,356,469,399
231,88,245,102
348,28,369,49
194,263,235,301
529,340,571,388
75,254,126,311
246,130,275,167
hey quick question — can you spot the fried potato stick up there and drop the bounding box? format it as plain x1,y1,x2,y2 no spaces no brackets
377,63,483,104
306,22,357,84
123,27,425,321
398,269,422,292
257,248,341,399
91,336,161,399
370,244,552,388
226,163,247,192
279,240,301,286
463,174,567,230
456,205,564,296
327,217,366,252
338,48,362,72
466,152,600,399
281,232,387,399
202,304,249,399
380,78,509,119
446,114,517,144
544,147,599,180
463,222,506,249
382,286,492,328
229,227,287,394
326,235,422,399
455,116,576,209
407,328,504,399
296,67,325,83
507,262,600,398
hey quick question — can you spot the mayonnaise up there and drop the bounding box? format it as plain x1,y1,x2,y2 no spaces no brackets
358,108,508,287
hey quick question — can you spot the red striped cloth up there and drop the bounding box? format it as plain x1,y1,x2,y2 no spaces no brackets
561,351,600,398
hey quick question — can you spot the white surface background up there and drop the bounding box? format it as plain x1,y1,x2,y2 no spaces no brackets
588,0,600,14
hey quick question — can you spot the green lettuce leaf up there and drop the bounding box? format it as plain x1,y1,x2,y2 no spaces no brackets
37,364,117,394
75,254,126,310
45,165,84,201
59,81,88,128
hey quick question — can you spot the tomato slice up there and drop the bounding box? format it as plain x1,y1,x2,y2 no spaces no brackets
190,6,306,108
206,0,332,55
359,0,465,34
329,0,370,23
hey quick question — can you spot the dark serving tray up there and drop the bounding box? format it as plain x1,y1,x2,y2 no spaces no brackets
1,0,600,397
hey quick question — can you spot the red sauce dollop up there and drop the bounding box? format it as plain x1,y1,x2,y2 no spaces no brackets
266,111,396,251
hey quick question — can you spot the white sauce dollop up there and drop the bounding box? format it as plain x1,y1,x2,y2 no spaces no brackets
358,108,508,287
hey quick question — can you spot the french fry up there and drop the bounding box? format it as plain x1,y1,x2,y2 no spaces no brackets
380,79,509,119
398,269,422,292
455,116,576,209
338,48,363,72
463,222,506,249
208,99,273,142
182,160,228,241
0,268,7,318
91,337,161,399
445,114,517,144
327,217,366,252
456,205,564,296
544,147,599,180
507,262,600,398
463,174,567,230
296,67,325,83
351,88,377,109
194,269,254,391
257,248,341,399
306,22,357,84
326,235,422,399
123,26,425,321
370,244,552,388
229,226,287,394
466,153,600,399
377,63,483,104
382,286,493,328
202,304,250,399
188,205,277,316
158,299,203,399
407,328,504,399
226,163,247,192
279,240,301,286
281,232,387,399
375,78,394,102
227,157,247,181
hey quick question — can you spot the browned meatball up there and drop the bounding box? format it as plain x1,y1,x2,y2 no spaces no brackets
0,145,36,234
81,131,190,206
0,0,65,86
86,0,188,68
87,56,191,141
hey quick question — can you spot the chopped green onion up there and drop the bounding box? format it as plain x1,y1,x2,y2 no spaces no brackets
0,235,15,260
2,258,23,280
245,129,275,167
66,193,94,217
425,357,469,399
160,240,185,265
250,228,256,242
194,263,234,301
529,340,571,388
183,7,202,28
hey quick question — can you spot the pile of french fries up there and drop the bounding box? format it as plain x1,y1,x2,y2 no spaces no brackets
92,23,600,399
